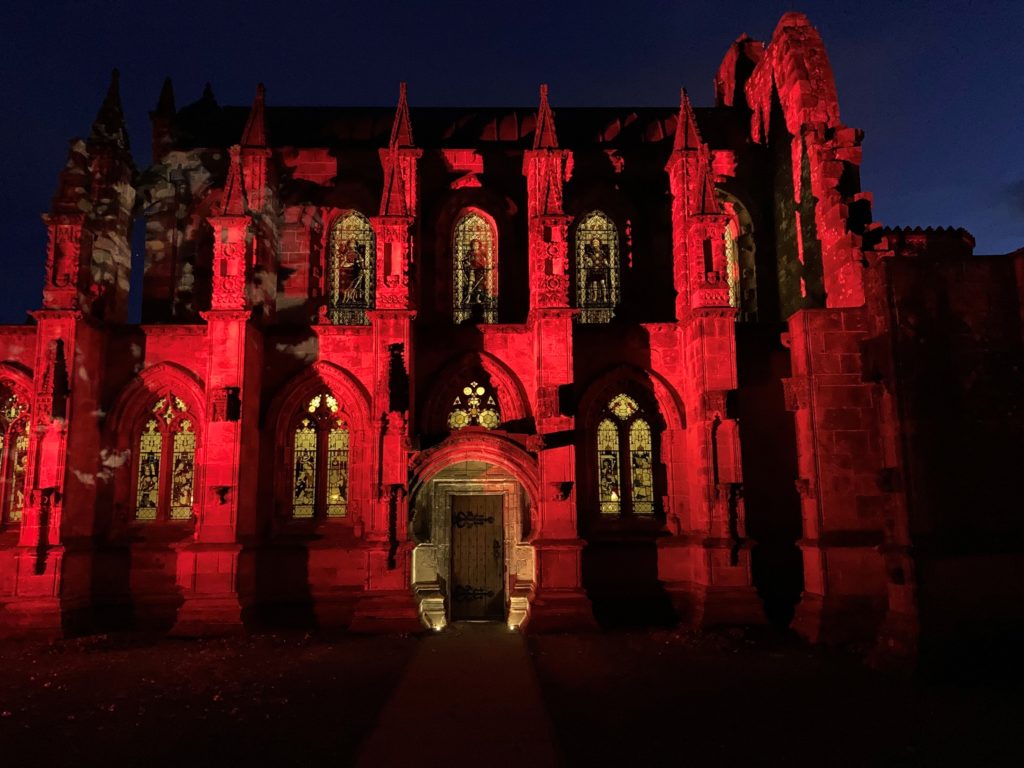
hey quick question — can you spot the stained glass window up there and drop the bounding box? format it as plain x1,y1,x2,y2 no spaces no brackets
629,419,654,514
292,419,317,519
575,211,620,324
169,421,195,520
453,212,497,324
325,425,349,517
608,394,639,421
595,394,657,518
448,380,501,430
328,212,375,325
597,419,621,515
135,420,163,520
0,388,29,526
7,432,28,523
290,394,350,519
134,393,196,522
725,224,739,310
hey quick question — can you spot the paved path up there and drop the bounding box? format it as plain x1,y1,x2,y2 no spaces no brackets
355,622,560,767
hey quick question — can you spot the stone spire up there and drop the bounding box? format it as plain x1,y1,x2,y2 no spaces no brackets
240,83,267,147
388,81,414,149
150,77,176,161
90,68,130,151
673,88,703,152
533,84,558,150
380,82,419,217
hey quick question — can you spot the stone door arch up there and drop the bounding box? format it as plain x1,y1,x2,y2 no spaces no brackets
409,437,540,630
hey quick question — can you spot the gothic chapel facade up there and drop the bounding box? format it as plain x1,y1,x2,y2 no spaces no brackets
2,13,1022,663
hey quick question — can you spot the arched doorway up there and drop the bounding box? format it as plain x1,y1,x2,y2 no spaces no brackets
409,435,540,631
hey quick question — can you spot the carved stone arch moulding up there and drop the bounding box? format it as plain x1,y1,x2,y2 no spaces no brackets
104,362,207,526
420,351,533,437
578,364,685,434
409,429,542,521
0,363,34,405
106,362,206,440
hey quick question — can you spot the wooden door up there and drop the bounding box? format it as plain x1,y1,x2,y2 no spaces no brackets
451,494,504,621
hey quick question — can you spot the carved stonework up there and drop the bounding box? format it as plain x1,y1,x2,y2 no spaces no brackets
782,377,811,411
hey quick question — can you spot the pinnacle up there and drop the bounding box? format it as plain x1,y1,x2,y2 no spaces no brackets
673,88,703,152
154,77,175,116
533,83,558,150
90,68,130,151
389,81,414,148
240,82,267,147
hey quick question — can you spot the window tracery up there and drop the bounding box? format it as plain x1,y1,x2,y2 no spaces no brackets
575,211,620,324
448,380,501,430
0,388,29,525
289,393,349,519
134,394,196,521
453,212,497,324
328,211,375,325
596,393,655,516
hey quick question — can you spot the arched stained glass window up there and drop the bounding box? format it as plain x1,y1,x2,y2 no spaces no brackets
448,380,501,431
725,223,739,310
328,211,375,325
596,393,656,516
575,211,620,324
289,393,350,519
134,394,196,521
453,212,497,324
0,386,29,525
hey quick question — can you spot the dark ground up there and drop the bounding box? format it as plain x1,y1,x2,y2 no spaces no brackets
1,627,1021,767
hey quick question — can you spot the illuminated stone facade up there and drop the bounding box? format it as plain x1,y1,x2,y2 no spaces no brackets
1,12,1021,665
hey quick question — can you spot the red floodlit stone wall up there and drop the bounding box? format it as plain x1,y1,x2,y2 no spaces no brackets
0,16,1019,665
784,308,890,643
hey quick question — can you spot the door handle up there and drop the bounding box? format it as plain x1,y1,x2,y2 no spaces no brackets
492,539,500,564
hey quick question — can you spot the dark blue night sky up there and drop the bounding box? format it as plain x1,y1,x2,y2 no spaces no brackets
1,0,1021,323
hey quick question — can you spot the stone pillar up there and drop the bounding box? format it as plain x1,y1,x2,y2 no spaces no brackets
521,87,594,629
351,88,422,631
659,91,762,627
785,308,889,644
173,215,259,635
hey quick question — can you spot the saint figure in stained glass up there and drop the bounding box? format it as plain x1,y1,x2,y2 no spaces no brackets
328,212,375,325
453,213,497,323
575,211,620,324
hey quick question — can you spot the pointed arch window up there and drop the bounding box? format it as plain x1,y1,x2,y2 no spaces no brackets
725,222,740,310
289,393,349,519
448,379,501,430
133,394,196,521
575,211,620,324
328,211,375,325
453,212,497,324
0,387,29,526
596,394,655,516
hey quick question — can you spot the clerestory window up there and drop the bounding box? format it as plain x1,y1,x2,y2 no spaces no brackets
327,211,375,325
